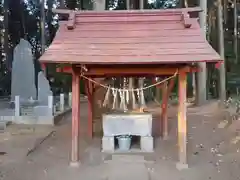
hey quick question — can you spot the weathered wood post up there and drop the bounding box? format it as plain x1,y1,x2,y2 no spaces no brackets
70,69,80,167
176,71,188,170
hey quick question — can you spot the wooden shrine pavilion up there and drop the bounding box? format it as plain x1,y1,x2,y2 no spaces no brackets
40,7,223,168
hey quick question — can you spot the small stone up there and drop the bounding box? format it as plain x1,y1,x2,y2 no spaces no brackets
193,152,199,155
176,162,188,170
218,120,228,128
231,136,240,144
69,161,81,167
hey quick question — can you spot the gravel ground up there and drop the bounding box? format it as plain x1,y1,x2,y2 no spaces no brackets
1,101,240,180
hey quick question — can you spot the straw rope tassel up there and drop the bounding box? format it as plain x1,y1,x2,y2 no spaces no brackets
102,86,110,107
132,89,138,109
140,89,146,108
112,88,118,109
123,89,128,111
137,89,140,105
119,90,124,110
126,90,130,104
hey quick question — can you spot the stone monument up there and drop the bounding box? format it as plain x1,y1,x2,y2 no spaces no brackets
37,71,53,105
11,39,37,102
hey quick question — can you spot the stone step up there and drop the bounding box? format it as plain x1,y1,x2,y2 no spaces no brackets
20,107,35,116
0,121,7,132
111,155,145,163
105,160,149,180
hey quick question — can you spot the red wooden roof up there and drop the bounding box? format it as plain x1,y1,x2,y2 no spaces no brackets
40,8,222,65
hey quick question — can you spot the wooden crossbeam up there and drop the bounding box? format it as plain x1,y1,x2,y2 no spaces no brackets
56,66,199,76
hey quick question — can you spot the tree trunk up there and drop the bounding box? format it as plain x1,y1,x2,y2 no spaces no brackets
234,0,238,64
139,0,144,9
4,0,9,68
196,0,207,105
223,0,228,25
217,0,226,104
93,0,106,11
92,0,106,135
138,0,145,107
40,0,45,54
60,0,65,8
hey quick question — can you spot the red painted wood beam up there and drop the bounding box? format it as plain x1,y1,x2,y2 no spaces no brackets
215,61,223,69
41,63,47,71
71,71,80,166
56,66,196,76
177,71,188,167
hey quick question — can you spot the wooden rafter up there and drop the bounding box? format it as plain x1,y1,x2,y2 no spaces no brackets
67,12,76,30
181,12,192,28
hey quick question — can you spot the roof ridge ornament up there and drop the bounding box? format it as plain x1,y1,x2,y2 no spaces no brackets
181,11,192,28
67,11,76,30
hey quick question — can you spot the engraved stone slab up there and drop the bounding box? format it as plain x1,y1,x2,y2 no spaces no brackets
102,113,152,136
37,71,52,105
11,39,36,101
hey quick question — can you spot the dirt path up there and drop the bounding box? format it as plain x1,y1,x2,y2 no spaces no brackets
1,101,240,180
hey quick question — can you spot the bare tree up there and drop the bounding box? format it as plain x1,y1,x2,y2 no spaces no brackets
196,0,207,105
217,0,227,103
234,0,238,64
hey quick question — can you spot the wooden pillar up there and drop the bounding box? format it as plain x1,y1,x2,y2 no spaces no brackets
176,71,188,169
161,78,175,140
70,70,80,167
161,82,168,139
85,80,93,138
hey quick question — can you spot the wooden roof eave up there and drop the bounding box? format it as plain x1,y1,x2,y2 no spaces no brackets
51,7,203,15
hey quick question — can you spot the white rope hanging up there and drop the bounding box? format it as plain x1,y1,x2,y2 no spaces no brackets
80,70,178,92
139,89,146,108
112,88,118,109
102,86,111,107
131,89,138,109
126,89,130,104
80,69,178,110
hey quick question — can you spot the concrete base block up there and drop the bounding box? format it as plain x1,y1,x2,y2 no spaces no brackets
102,136,115,152
69,161,80,167
140,136,153,152
0,121,7,132
176,162,188,170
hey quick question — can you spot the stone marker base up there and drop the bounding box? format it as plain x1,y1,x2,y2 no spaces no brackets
140,136,154,152
102,136,115,152
0,121,7,132
69,161,80,167
176,162,188,170
102,135,154,153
